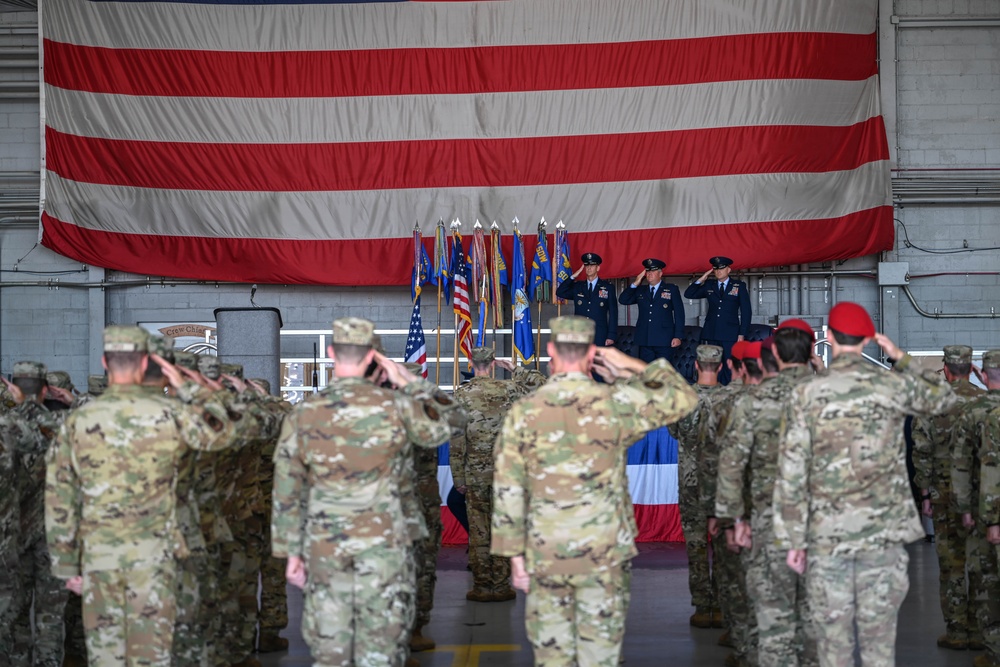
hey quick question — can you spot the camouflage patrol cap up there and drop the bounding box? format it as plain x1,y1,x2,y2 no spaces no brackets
983,350,1000,370
403,362,424,377
197,355,221,380
943,345,973,365
174,351,198,371
103,325,148,353
13,361,47,379
147,335,175,363
249,378,271,394
550,316,595,344
46,371,75,392
332,317,375,346
696,345,723,363
471,347,495,365
87,374,107,395
220,363,244,380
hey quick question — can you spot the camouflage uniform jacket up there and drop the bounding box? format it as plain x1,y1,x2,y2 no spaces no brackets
491,360,698,576
13,401,63,549
270,377,455,561
716,366,814,535
773,354,957,556
950,389,1000,515
0,410,25,570
451,368,539,489
45,382,236,577
979,406,1000,526
667,383,723,495
912,378,983,492
697,382,746,519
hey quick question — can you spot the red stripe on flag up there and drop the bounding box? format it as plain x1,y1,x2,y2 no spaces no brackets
46,119,889,192
42,32,877,98
41,208,893,286
633,504,684,542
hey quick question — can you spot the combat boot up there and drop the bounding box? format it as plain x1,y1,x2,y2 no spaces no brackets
405,658,420,667
409,625,435,652
971,638,987,651
256,630,288,653
230,659,262,667
711,607,724,628
689,607,713,628
465,589,493,602
491,588,516,602
937,634,969,651
717,630,734,647
973,654,1000,667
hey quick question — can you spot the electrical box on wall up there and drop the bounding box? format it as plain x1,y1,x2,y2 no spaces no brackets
878,262,909,286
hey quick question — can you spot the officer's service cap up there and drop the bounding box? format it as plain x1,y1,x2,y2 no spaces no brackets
46,371,75,392
710,256,733,269
147,335,175,363
197,355,221,380
174,351,198,371
581,253,603,265
943,345,973,365
642,258,666,271
471,347,495,364
776,318,815,338
696,345,723,363
550,316,595,344
332,317,375,346
103,325,148,353
220,363,244,380
827,302,875,338
983,350,1000,369
742,341,763,359
13,360,46,379
730,341,747,361
87,374,108,395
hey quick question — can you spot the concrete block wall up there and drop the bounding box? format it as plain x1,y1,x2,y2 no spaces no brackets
0,13,39,172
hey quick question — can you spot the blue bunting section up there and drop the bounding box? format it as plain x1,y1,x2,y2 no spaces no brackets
437,426,682,545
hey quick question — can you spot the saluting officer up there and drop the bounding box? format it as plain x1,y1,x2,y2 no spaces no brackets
618,258,685,364
556,252,618,346
684,256,752,384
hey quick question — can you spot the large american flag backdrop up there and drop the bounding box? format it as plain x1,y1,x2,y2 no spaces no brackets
40,0,892,285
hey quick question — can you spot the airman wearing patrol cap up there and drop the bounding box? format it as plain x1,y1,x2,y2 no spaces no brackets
555,252,618,346
685,256,752,384
619,258,685,365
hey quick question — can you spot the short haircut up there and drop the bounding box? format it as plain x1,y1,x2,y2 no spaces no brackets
774,328,813,365
104,351,146,375
553,342,590,364
830,329,866,346
729,357,743,372
332,343,371,365
12,377,45,397
695,360,720,374
945,362,971,377
986,368,1000,385
472,360,492,373
760,347,779,374
743,358,763,380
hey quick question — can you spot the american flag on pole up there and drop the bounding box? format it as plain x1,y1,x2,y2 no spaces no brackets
404,297,427,378
451,232,473,364
40,0,891,285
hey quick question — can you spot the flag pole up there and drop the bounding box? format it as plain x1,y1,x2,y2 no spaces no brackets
451,219,462,389
434,219,445,385
490,220,501,370
412,220,421,305
511,217,520,367
535,217,547,370
555,220,565,317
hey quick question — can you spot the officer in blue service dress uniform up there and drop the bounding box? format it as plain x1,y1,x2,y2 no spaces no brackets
555,252,618,346
683,256,752,384
618,258,685,364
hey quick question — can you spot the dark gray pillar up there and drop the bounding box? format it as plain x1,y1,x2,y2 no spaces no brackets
214,307,282,395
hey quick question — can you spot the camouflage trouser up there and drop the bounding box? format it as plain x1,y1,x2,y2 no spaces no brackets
172,554,212,667
525,565,627,667
303,547,413,667
931,493,981,640
745,541,816,667
216,534,258,665
395,546,419,666
806,546,909,667
256,512,288,636
239,515,267,651
64,593,87,660
713,536,756,665
974,531,1000,661
195,544,222,667
414,492,442,628
679,484,714,610
0,547,19,661
82,562,177,667
466,483,511,595
12,541,68,667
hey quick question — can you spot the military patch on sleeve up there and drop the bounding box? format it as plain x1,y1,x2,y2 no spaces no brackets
644,380,664,389
424,404,441,421
203,412,225,432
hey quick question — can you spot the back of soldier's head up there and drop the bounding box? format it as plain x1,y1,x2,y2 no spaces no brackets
331,317,375,365
983,350,1000,387
549,316,594,364
249,378,271,394
103,326,148,377
942,345,973,379
46,371,75,394
774,328,813,365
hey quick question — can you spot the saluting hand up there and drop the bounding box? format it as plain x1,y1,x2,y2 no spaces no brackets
1,377,24,405
634,269,646,286
65,576,83,596
699,268,713,283
494,359,515,373
873,332,904,362
786,549,807,575
221,374,246,393
571,265,584,279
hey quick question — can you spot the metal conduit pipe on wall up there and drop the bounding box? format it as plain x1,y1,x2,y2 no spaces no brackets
901,284,1000,319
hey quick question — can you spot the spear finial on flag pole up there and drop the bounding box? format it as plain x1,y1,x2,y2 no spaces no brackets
533,216,548,369
433,218,447,384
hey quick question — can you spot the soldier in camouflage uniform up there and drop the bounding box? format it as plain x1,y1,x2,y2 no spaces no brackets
951,350,1000,667
667,344,723,628
272,317,457,667
491,316,698,667
71,375,108,410
0,398,26,659
8,361,68,667
452,346,543,603
911,344,985,650
46,326,238,667
974,405,1000,667
716,320,819,667
773,302,958,667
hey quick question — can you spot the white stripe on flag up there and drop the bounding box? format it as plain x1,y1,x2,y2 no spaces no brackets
437,465,454,506
627,464,679,506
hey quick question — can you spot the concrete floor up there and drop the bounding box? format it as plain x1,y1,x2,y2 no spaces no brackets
258,541,974,667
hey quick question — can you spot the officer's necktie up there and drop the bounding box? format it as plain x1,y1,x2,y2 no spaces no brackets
588,282,594,296
650,285,656,297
